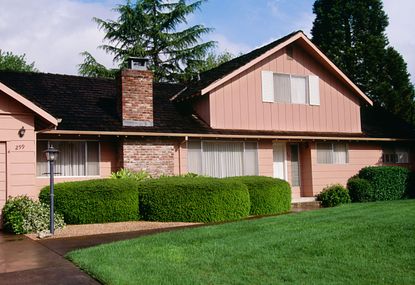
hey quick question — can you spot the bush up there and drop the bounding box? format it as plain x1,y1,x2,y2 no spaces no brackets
225,176,291,215
347,178,374,202
39,179,139,224
2,195,65,234
316,184,351,207
139,177,250,222
110,168,151,181
358,166,412,201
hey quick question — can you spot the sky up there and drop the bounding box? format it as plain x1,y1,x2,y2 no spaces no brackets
0,0,413,83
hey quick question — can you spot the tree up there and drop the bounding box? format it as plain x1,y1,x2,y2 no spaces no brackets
80,0,215,82
0,50,38,72
311,0,415,123
78,51,117,78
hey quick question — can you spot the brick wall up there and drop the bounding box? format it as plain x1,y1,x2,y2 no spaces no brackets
120,69,153,126
122,139,176,176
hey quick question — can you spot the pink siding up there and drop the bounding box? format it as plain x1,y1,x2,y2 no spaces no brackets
173,139,187,175
258,140,273,176
206,45,362,133
0,93,37,203
309,142,383,195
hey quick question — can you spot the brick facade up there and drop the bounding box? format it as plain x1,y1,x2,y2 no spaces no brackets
122,139,176,176
120,69,153,126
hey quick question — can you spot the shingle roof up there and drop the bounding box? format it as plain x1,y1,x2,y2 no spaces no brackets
0,70,414,140
173,30,302,101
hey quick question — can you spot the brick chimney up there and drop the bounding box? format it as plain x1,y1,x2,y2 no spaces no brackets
119,58,154,127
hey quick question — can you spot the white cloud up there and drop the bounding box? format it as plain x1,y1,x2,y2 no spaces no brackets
207,33,251,56
0,0,117,75
383,0,415,84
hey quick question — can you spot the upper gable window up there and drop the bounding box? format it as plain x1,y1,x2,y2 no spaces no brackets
262,71,320,106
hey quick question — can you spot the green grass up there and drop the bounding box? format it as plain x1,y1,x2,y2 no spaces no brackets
67,200,415,285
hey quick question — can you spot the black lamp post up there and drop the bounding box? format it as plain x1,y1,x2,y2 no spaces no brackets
44,146,59,234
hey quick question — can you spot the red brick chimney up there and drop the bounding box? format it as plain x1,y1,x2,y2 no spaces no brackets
119,58,153,127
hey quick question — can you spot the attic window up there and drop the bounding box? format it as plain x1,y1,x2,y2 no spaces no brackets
261,71,320,105
286,46,294,60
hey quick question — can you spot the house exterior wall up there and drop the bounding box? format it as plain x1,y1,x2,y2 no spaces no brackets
0,93,37,214
205,45,361,133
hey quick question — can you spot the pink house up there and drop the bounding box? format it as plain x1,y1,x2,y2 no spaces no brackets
1,31,414,214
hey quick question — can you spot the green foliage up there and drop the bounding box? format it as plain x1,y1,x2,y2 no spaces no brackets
81,0,215,82
110,168,151,181
138,176,250,222
77,51,118,78
2,195,65,234
39,179,139,224
347,177,374,202
225,176,291,215
0,50,38,72
316,184,351,207
311,0,415,124
357,166,412,201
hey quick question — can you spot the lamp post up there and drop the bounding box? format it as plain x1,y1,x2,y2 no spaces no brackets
44,146,59,234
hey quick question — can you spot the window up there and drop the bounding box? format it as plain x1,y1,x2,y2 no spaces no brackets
187,141,258,178
317,143,348,164
262,71,320,105
290,144,300,187
382,147,409,163
37,141,100,177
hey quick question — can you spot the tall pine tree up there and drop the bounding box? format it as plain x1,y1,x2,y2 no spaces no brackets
311,0,415,123
80,0,215,82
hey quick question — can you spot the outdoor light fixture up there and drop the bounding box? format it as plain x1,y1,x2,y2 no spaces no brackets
18,126,25,138
44,146,59,235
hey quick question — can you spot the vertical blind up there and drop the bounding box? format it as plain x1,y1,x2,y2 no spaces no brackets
37,141,99,176
187,141,258,178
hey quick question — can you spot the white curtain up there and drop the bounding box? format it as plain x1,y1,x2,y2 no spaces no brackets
274,74,291,103
290,144,300,186
244,142,258,175
86,142,100,175
187,141,202,173
36,141,48,176
291,76,307,104
317,143,333,164
333,143,348,164
203,142,244,178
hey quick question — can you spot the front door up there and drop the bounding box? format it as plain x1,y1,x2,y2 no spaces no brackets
273,143,287,180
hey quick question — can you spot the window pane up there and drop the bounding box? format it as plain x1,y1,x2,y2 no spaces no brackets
333,143,348,164
317,143,332,164
202,142,244,178
291,76,307,104
274,74,291,103
396,148,409,163
290,144,300,187
54,141,86,176
87,142,99,176
187,141,202,174
36,141,48,176
244,142,258,175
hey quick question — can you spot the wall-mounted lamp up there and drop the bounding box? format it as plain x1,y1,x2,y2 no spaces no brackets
18,126,25,138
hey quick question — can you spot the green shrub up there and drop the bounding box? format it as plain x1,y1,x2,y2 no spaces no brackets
358,166,412,201
39,179,139,224
2,195,65,234
110,168,151,181
316,184,351,207
347,178,374,202
225,176,291,215
139,177,250,222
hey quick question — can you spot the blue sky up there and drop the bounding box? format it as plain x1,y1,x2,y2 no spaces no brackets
0,0,413,83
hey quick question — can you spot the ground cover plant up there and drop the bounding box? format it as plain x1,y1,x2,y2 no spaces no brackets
68,200,415,285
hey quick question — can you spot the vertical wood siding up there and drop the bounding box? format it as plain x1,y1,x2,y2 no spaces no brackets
206,45,362,133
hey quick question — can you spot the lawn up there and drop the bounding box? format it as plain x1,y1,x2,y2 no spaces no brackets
67,200,415,285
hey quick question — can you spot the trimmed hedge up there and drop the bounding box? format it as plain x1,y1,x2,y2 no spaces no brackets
358,166,412,201
225,176,291,215
39,179,139,224
316,184,351,207
138,177,250,222
347,178,374,202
